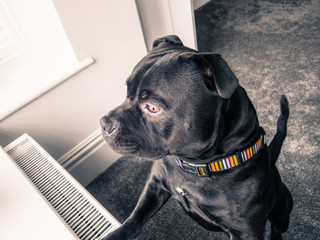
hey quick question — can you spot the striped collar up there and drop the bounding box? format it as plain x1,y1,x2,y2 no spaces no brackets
176,134,266,177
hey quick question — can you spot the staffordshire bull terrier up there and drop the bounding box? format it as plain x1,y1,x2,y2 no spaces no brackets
100,35,293,240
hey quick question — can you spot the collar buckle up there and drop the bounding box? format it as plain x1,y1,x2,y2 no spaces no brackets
195,164,210,176
176,159,210,177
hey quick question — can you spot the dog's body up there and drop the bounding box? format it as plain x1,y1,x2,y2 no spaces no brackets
100,36,293,240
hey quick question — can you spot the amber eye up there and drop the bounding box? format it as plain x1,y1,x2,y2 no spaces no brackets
145,104,160,113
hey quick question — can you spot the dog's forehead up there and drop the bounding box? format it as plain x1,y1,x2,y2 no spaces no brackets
133,51,179,77
126,50,200,98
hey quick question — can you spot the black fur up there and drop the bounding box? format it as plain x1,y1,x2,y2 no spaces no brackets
100,36,293,240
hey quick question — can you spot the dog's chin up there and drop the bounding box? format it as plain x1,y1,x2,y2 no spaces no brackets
103,134,163,159
102,135,139,155
110,144,164,159
108,142,140,155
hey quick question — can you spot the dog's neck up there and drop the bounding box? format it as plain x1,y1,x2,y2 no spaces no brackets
181,86,260,163
218,86,260,154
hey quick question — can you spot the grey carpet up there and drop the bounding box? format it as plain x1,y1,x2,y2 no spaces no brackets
87,0,320,239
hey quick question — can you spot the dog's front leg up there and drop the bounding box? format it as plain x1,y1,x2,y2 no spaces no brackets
102,173,171,240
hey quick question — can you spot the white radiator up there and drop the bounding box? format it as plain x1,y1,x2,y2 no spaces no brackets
3,134,120,240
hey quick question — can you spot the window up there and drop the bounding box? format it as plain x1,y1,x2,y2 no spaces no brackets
0,0,91,120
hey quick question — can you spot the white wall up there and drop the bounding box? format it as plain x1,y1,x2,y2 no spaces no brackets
0,0,146,186
0,0,79,120
136,0,198,51
135,0,209,51
0,0,204,186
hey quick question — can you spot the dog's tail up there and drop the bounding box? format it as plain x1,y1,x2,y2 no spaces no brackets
268,95,289,165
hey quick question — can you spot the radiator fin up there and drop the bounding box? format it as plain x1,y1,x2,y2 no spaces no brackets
5,135,119,240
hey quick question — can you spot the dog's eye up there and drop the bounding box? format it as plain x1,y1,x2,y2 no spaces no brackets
145,104,160,113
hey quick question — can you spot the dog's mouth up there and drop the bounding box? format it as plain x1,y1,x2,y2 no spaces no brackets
101,127,165,158
101,128,139,154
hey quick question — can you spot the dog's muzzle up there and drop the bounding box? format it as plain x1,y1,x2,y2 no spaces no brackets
100,116,118,136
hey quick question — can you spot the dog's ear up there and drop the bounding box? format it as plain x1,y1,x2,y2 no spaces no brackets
178,52,216,91
202,54,239,99
152,35,184,49
178,53,239,99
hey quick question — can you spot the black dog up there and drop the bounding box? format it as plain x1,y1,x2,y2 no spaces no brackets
100,35,293,240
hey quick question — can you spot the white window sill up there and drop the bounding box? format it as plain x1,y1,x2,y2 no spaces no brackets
0,57,94,121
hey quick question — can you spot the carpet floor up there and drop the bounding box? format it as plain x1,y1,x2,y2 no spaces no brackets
87,0,320,239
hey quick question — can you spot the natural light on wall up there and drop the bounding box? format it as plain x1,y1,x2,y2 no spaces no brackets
0,0,93,121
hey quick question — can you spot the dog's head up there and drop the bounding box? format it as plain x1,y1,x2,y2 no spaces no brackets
100,35,239,159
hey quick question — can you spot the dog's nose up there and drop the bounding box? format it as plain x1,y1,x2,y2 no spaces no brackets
100,116,118,136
